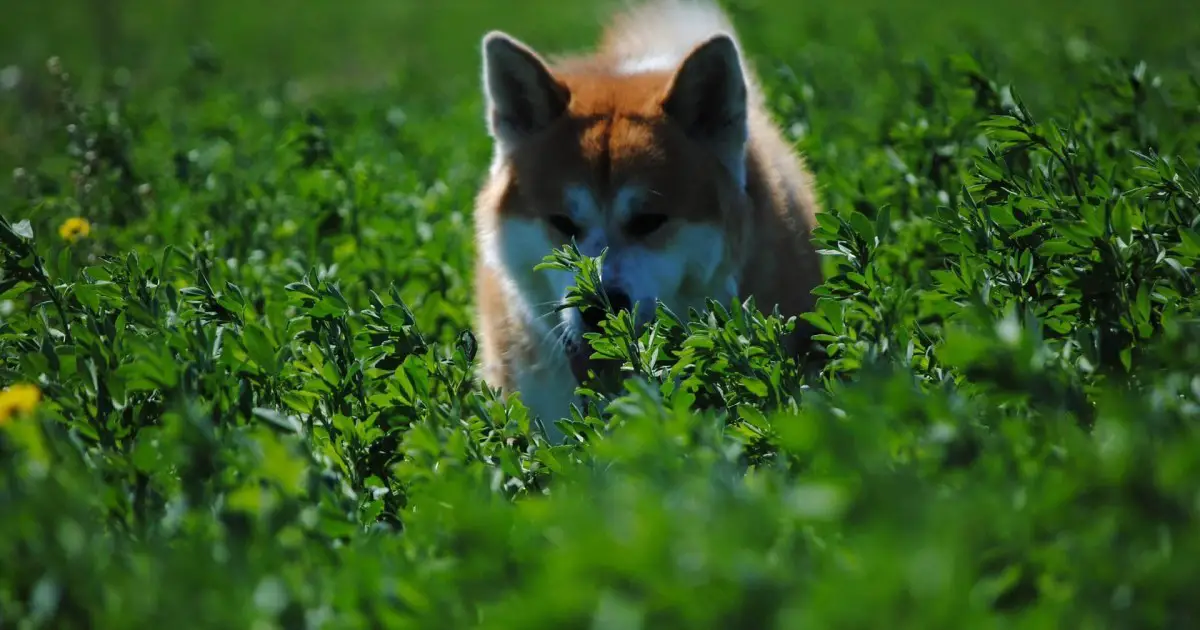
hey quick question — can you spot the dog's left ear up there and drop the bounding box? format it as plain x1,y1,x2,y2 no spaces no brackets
661,34,749,184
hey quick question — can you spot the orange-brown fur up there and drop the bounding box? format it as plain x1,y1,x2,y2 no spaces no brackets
473,0,822,439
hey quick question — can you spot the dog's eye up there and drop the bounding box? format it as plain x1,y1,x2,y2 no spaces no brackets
548,215,581,239
626,213,668,237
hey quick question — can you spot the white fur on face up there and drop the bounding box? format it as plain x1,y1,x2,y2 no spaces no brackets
485,217,575,357
480,215,585,430
562,184,734,334
480,183,735,434
603,224,731,328
487,185,735,353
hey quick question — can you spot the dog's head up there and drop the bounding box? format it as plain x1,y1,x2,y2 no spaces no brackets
476,31,752,380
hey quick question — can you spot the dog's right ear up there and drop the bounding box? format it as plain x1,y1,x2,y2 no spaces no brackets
481,31,570,150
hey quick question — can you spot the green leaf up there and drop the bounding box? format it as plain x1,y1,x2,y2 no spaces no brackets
1038,239,1084,256
74,284,101,312
242,323,280,375
1135,283,1151,327
1177,228,1200,256
1055,221,1097,246
1111,200,1135,243
253,407,303,435
740,377,769,398
847,210,875,244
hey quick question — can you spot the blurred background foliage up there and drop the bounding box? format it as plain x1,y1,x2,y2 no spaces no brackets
2,0,1200,627
2,0,1198,102
3,0,1198,191
3,0,1196,75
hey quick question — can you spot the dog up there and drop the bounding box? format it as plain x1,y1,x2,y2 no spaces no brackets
471,0,823,443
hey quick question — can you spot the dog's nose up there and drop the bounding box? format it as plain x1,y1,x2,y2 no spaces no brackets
581,287,632,332
605,288,632,313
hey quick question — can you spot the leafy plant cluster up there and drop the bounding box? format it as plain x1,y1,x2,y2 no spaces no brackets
1,11,1199,629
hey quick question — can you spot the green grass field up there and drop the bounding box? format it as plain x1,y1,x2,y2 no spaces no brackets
2,0,1200,627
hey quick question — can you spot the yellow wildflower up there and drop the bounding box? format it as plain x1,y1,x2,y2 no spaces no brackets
0,383,41,423
59,217,91,243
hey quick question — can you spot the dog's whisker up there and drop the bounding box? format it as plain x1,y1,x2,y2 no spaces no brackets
537,319,574,354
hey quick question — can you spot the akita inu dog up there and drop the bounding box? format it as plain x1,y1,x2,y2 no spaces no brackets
472,0,823,442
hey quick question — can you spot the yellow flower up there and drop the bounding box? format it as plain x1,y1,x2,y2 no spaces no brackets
59,217,91,243
0,383,41,424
